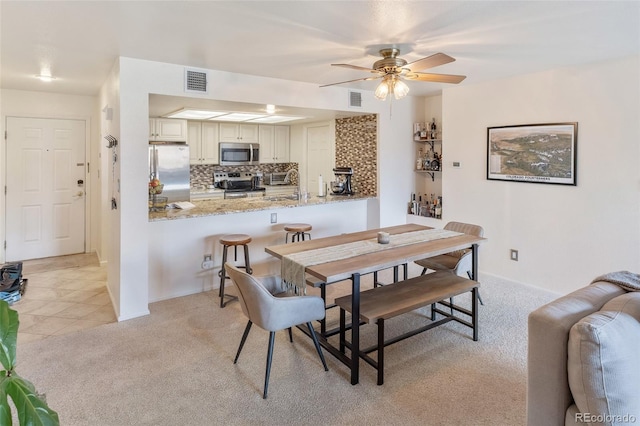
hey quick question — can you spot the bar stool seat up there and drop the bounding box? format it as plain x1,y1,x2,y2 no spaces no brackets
284,223,312,243
218,234,252,308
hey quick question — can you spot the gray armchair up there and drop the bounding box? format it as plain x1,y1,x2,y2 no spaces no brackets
414,221,485,304
225,262,328,399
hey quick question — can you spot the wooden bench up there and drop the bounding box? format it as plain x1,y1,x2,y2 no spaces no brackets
334,271,480,385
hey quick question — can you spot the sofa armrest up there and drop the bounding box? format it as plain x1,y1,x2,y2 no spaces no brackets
527,281,625,426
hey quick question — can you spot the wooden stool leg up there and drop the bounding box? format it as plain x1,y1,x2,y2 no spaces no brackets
243,244,252,274
219,245,229,308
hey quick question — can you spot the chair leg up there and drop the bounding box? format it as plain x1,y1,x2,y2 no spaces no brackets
420,267,427,275
466,271,484,305
264,331,276,399
288,327,293,342
307,322,328,371
234,321,252,364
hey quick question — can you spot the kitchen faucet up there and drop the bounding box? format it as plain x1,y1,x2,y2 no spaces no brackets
284,169,300,199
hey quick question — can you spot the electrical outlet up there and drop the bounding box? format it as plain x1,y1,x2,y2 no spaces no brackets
202,254,214,269
270,213,277,223
510,249,519,261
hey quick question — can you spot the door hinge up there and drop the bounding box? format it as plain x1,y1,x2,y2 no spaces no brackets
4,131,6,140
3,241,6,250
4,186,6,195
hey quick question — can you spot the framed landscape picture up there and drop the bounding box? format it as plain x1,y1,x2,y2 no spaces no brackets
487,122,577,185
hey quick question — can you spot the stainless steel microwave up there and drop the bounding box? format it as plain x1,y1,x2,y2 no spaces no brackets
219,142,259,166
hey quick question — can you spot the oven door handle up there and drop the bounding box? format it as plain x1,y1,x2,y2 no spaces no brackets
225,192,248,199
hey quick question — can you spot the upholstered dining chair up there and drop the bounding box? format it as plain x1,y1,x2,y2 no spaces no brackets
225,262,328,399
414,221,485,305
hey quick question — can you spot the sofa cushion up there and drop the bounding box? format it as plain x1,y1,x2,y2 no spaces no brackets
567,296,640,424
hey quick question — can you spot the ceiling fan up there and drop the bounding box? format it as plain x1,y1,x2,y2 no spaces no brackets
321,48,466,100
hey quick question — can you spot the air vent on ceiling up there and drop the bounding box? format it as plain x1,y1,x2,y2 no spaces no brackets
348,90,362,108
185,68,208,94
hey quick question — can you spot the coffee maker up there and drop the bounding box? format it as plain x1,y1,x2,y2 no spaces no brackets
331,167,355,195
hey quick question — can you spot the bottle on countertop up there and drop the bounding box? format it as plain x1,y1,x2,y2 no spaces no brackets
435,196,442,219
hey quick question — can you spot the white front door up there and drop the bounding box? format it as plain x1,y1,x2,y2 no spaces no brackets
5,117,86,261
306,123,333,195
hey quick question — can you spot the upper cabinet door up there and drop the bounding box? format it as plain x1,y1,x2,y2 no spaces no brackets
201,122,219,164
259,125,275,163
219,123,258,142
219,123,240,142
150,118,187,142
187,121,219,165
274,125,290,162
187,121,202,164
239,124,258,142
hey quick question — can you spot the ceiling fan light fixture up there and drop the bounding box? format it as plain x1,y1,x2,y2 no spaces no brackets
374,79,390,100
393,78,410,100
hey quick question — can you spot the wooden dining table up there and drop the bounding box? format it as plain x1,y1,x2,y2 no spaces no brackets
264,223,487,385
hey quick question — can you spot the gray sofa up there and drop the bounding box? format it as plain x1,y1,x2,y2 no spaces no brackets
527,278,640,426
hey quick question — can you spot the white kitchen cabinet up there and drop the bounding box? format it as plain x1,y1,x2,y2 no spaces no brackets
149,118,187,142
187,121,219,164
219,123,258,142
259,125,290,163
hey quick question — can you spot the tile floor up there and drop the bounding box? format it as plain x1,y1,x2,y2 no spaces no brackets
11,253,115,345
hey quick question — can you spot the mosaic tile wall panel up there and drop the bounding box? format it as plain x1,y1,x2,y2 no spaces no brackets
191,163,298,188
335,114,377,196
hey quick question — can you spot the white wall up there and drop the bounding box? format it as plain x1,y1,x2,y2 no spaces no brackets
98,59,123,317
110,57,413,319
442,56,640,294
0,89,101,263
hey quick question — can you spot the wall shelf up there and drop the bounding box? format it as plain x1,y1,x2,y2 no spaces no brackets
415,169,441,181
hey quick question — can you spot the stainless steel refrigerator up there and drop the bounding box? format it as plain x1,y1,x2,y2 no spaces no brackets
149,142,191,203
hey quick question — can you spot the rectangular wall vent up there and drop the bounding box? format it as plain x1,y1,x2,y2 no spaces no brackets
185,68,208,94
348,91,362,108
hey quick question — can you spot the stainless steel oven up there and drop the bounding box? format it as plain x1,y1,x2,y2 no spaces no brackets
219,142,259,166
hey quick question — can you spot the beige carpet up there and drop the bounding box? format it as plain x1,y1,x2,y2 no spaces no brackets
17,269,557,425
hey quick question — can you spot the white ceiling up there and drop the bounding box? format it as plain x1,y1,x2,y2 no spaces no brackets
2,1,639,102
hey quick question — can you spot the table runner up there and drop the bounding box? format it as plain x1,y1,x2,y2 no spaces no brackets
282,228,463,293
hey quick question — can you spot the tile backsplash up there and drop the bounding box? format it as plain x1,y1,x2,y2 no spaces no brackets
190,163,297,189
335,114,377,196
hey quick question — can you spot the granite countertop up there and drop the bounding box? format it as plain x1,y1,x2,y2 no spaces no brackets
149,193,373,222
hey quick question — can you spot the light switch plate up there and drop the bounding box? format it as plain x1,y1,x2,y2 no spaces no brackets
270,213,277,223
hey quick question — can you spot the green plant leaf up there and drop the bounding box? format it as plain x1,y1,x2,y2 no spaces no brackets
5,374,59,426
0,374,13,426
0,301,18,371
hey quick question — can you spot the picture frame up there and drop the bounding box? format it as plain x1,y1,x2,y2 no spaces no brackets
487,122,577,185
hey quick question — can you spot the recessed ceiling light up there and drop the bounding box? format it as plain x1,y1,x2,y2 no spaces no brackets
266,104,276,114
165,109,228,119
35,74,55,82
209,113,267,122
249,115,306,124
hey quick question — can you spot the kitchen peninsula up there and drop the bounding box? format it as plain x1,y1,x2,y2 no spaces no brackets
148,193,371,221
148,193,375,303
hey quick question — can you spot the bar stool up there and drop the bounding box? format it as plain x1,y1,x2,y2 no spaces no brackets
284,223,312,243
218,234,252,308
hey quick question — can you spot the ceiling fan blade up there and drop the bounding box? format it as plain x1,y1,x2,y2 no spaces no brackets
405,72,466,84
331,63,380,73
320,75,383,88
404,53,456,73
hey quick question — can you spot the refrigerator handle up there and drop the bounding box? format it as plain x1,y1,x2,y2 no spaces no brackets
150,146,157,179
